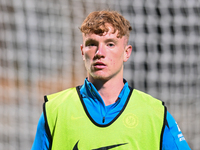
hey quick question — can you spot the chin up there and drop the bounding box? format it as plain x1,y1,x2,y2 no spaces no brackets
90,73,110,81
93,75,107,80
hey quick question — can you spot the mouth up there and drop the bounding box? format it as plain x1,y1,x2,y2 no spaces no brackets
93,61,106,69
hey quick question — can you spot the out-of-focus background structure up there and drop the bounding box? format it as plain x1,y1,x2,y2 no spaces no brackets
0,0,199,149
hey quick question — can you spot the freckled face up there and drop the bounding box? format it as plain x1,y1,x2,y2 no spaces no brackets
81,25,132,82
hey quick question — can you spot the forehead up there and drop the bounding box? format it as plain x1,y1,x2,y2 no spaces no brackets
82,25,121,41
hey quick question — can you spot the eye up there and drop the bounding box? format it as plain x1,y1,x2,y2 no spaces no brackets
85,42,97,47
88,43,96,46
107,43,115,47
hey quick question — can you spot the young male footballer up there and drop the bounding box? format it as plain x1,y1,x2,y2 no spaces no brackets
32,10,191,150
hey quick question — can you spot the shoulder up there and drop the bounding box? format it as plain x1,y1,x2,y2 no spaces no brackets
44,86,83,122
130,89,166,122
132,89,164,106
166,111,177,129
45,87,77,102
44,87,79,110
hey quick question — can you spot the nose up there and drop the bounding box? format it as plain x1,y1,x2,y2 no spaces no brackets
95,43,105,57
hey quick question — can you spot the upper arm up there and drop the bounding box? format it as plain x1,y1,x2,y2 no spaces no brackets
31,113,50,150
162,111,191,150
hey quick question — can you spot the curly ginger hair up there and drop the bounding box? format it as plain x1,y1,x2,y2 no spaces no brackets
80,10,132,38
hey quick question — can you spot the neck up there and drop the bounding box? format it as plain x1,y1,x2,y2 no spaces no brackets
88,76,125,106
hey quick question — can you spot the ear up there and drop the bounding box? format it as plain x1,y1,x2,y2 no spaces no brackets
80,44,85,60
123,45,132,62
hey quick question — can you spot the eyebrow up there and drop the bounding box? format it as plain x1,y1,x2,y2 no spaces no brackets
85,38,118,45
84,38,98,46
105,38,118,44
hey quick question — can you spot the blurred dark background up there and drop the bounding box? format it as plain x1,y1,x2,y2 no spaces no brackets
0,0,199,149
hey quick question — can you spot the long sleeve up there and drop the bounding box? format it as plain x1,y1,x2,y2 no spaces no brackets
162,111,191,150
31,113,50,150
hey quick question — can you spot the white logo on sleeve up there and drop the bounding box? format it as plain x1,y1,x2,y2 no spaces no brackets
178,133,185,141
176,122,186,142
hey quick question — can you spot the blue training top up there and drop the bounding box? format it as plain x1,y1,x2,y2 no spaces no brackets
31,78,191,150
